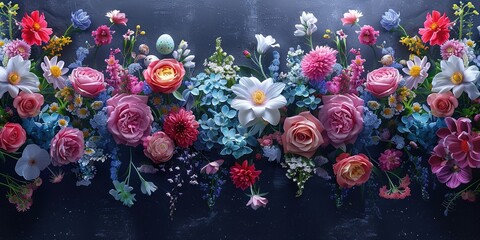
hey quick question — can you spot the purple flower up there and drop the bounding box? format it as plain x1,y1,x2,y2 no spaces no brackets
429,143,472,189
71,9,91,30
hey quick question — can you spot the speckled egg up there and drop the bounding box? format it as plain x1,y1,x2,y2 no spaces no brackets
144,55,159,67
156,34,175,55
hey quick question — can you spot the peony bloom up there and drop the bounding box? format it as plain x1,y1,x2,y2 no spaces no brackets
333,153,372,188
427,92,458,118
15,144,51,181
41,56,68,89
70,67,106,98
440,39,466,60
163,108,199,148
71,9,91,30
0,55,40,98
357,25,380,45
231,77,286,127
378,149,402,171
91,25,114,46
4,39,31,60
380,9,401,31
402,56,430,90
294,11,318,36
341,10,363,26
20,11,53,46
142,58,185,93
365,67,401,98
230,160,261,190
431,56,480,100
246,194,268,210
301,46,338,81
50,127,85,166
142,131,175,164
282,111,324,158
106,10,128,26
429,143,472,188
0,123,27,153
255,34,280,54
13,92,44,118
201,159,224,175
418,10,450,46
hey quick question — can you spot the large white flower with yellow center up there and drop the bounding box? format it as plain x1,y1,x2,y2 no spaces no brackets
0,55,40,98
432,55,480,100
231,77,286,127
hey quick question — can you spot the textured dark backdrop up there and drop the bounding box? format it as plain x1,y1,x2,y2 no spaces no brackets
1,0,480,239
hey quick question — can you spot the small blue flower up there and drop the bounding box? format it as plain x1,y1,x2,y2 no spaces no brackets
380,9,401,31
71,9,92,30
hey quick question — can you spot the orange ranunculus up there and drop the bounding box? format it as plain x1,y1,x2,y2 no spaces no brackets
143,58,185,94
333,153,373,188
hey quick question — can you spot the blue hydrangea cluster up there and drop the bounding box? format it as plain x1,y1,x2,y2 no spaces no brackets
354,109,381,152
268,50,280,81
22,106,63,149
397,113,444,151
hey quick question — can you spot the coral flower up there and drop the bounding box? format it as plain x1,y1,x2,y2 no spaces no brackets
230,160,261,190
20,11,53,46
301,46,338,81
163,108,199,148
341,10,363,26
418,10,451,46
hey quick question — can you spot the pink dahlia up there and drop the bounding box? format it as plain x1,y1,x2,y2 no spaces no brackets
91,25,113,46
440,39,466,60
357,25,379,45
301,46,337,80
378,149,402,171
4,39,31,60
163,108,199,148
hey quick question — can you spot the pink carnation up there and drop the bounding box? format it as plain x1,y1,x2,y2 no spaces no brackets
440,39,466,60
91,25,113,46
357,25,379,45
4,40,31,60
301,46,337,80
378,149,402,171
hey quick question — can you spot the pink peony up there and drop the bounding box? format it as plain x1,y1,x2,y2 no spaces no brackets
70,67,106,98
106,10,128,26
440,39,466,60
341,10,363,26
365,67,401,98
301,46,337,80
0,123,26,153
163,108,199,148
282,111,324,158
50,127,84,166
318,94,364,148
378,149,402,171
357,25,379,45
427,92,458,117
91,25,113,46
4,40,31,60
333,153,372,188
107,94,153,147
13,92,44,118
142,131,175,164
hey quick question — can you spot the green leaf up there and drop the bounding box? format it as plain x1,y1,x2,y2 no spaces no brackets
172,90,185,101
239,65,263,79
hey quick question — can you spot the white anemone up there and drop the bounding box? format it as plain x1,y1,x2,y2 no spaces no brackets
0,55,40,98
15,144,51,181
402,56,430,89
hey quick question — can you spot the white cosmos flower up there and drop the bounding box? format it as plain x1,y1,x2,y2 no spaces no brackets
294,12,318,37
231,77,286,127
15,144,51,181
0,55,40,98
402,56,430,89
255,34,280,54
431,55,480,100
41,56,68,89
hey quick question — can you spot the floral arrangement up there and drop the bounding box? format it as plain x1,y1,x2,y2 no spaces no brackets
1,1,480,217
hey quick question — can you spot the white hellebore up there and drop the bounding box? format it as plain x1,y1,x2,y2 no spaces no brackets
15,144,51,181
431,55,480,100
255,34,280,54
294,11,318,37
0,55,40,98
231,77,286,127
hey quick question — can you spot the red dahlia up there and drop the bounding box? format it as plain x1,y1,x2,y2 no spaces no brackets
230,160,261,190
163,108,199,148
418,10,450,46
20,11,53,46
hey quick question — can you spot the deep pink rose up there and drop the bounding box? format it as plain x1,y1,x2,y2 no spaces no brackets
13,92,44,118
50,127,84,166
107,94,153,146
0,123,26,153
143,59,185,93
365,67,401,98
142,131,175,164
427,92,458,118
318,94,364,148
282,111,324,158
333,153,372,188
70,67,106,98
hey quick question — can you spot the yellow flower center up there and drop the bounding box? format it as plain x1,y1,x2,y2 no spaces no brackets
450,72,463,85
430,22,438,31
410,65,421,77
155,66,175,82
33,22,41,31
8,72,20,85
50,65,62,78
346,163,365,181
467,40,474,47
413,104,422,112
0,41,4,47
58,119,67,126
383,108,392,115
252,90,266,105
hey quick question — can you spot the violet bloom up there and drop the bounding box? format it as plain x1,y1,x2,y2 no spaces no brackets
246,194,268,210
429,143,472,189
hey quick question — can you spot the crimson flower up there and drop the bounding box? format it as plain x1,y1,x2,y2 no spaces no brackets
92,25,114,46
230,160,261,190
163,108,199,148
20,11,53,46
418,10,450,46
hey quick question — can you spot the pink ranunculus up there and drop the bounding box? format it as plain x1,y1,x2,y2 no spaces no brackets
201,159,225,175
13,92,44,118
427,92,458,118
365,67,401,98
143,59,185,94
70,67,106,98
0,123,27,153
282,111,324,158
246,194,268,210
50,127,84,166
318,94,364,148
107,94,153,147
142,131,175,164
332,153,372,188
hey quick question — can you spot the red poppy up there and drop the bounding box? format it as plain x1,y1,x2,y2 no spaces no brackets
20,11,53,46
418,10,450,46
230,160,261,190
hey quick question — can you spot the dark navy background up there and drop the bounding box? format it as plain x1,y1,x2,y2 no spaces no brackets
1,0,480,239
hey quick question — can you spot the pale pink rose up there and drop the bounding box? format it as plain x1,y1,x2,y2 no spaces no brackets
201,159,224,175
143,59,185,94
70,67,106,98
365,67,401,98
282,111,324,158
50,127,84,166
107,94,153,146
142,131,175,164
13,92,44,118
341,10,363,26
0,123,26,153
318,94,364,148
106,10,128,26
332,153,372,188
427,92,458,118
246,194,268,210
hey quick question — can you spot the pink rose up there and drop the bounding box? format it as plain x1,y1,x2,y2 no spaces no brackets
427,92,458,117
107,94,153,146
365,67,401,98
0,123,26,153
13,92,44,118
50,127,84,166
142,131,175,164
282,111,324,158
318,94,364,148
143,59,185,93
70,67,106,98
333,153,372,188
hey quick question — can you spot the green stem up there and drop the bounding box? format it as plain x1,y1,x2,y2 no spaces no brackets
307,35,314,51
398,25,408,37
125,148,133,185
64,24,74,37
257,54,268,79
0,151,19,160
8,12,12,39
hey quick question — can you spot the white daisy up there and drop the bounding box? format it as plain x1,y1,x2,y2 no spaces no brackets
15,144,51,181
0,55,40,98
255,34,280,54
41,56,68,89
402,56,430,89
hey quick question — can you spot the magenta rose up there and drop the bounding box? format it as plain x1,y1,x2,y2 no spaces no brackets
13,92,44,118
333,153,372,188
70,67,106,98
318,94,364,148
142,131,175,164
282,111,324,158
107,94,153,146
50,127,84,166
365,67,401,98
427,92,458,118
0,123,27,153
